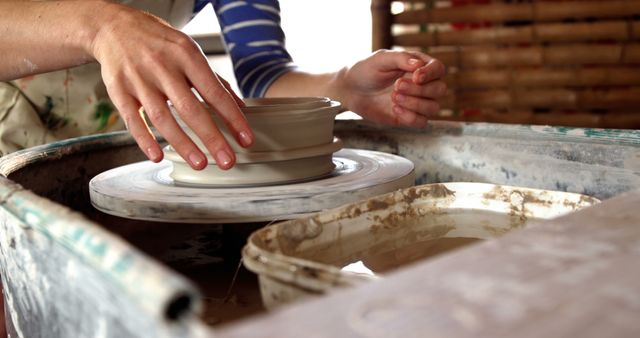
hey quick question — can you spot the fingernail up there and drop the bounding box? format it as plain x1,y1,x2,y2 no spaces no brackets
393,105,405,115
147,147,162,162
216,149,233,168
239,130,253,147
408,58,420,65
188,152,206,168
418,73,427,83
395,94,406,103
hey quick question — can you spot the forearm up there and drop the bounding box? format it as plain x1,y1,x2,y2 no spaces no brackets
264,68,350,110
0,0,110,81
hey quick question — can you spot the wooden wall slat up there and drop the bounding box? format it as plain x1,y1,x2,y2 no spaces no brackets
372,1,640,128
394,21,634,47
394,1,640,24
442,88,640,110
371,0,392,51
446,67,640,89
430,44,640,68
429,111,640,129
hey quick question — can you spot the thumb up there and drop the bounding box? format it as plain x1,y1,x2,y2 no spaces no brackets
372,50,426,73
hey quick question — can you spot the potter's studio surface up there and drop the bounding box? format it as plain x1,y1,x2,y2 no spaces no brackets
89,149,415,223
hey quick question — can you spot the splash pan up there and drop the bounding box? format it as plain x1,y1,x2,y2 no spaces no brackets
242,182,599,309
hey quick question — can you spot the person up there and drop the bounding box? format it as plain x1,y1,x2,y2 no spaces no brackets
207,0,446,128
0,0,446,168
0,0,446,335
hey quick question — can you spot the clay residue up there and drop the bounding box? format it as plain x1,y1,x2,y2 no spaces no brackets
369,206,446,235
482,185,511,202
401,184,456,205
522,191,553,207
335,185,457,225
580,194,599,205
563,194,599,210
366,185,457,235
425,184,456,199
482,187,529,228
485,185,597,214
367,198,392,212
340,204,362,219
369,212,408,234
255,227,276,251
276,215,324,254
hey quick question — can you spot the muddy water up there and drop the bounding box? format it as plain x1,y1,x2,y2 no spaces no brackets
342,237,483,275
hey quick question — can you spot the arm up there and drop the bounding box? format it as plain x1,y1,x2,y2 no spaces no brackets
0,0,254,170
212,0,445,127
0,0,98,80
212,0,295,98
265,51,447,128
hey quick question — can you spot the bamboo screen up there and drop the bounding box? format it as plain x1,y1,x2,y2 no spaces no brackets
372,0,640,128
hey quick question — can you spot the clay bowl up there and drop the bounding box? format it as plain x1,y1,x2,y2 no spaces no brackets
166,97,343,186
172,97,341,153
164,138,343,186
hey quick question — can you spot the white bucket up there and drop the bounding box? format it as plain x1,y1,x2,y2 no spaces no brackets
242,182,599,309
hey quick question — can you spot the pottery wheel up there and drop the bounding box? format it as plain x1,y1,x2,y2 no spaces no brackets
89,149,415,223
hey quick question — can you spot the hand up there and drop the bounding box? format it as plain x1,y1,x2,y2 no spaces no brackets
339,50,447,128
91,4,253,170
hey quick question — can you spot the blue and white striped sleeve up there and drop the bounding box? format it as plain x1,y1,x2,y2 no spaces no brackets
210,0,295,98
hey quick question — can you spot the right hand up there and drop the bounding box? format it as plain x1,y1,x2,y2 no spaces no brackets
338,50,447,128
90,4,253,170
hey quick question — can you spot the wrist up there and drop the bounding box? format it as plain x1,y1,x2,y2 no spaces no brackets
80,1,121,61
327,66,350,111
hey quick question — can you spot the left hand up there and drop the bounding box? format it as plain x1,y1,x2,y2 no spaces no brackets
338,50,447,127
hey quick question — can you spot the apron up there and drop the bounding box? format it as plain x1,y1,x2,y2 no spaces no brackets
0,0,195,156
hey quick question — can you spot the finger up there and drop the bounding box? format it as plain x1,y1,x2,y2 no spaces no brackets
392,104,428,128
394,78,448,99
218,76,245,108
135,84,208,171
392,92,441,117
412,58,446,85
106,85,163,163
371,49,427,73
164,78,237,170
185,59,254,148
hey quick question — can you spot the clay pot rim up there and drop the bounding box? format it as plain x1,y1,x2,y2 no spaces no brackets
170,97,341,122
244,97,331,110
244,100,340,118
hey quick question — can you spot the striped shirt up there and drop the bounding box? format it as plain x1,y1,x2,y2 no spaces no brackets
195,0,295,98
